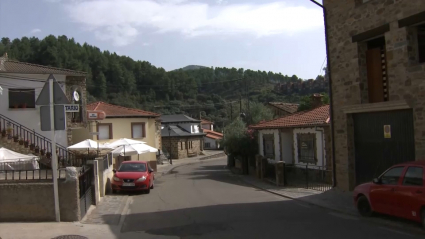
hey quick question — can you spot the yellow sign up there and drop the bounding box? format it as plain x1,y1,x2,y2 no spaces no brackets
384,125,391,138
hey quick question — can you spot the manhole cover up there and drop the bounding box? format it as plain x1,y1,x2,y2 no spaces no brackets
52,236,88,239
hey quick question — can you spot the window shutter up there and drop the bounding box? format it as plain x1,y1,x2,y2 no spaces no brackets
132,124,144,138
98,125,110,140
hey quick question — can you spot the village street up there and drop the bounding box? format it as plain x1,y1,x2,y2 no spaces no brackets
87,157,423,239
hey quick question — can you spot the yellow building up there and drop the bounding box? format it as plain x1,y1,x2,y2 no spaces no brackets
72,101,161,170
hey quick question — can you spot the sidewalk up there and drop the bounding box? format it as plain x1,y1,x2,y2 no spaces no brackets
239,174,357,215
156,150,226,177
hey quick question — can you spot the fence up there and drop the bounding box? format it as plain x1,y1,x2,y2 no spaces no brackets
79,165,95,218
0,168,67,180
0,114,81,167
284,164,332,191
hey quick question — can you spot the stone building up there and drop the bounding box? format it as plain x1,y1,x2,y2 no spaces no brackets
324,0,425,190
160,115,206,159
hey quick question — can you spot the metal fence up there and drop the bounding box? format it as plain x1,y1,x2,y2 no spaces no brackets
284,164,332,191
0,168,67,180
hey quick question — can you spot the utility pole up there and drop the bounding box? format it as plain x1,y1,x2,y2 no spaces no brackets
230,103,233,121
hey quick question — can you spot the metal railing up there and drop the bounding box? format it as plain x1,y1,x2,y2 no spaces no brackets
0,168,67,180
284,164,332,192
0,113,81,167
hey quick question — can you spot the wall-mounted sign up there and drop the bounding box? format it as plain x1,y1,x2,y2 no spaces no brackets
65,104,80,112
86,110,106,121
384,125,391,138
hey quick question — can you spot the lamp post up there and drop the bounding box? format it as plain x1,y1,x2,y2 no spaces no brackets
168,125,172,165
309,0,336,188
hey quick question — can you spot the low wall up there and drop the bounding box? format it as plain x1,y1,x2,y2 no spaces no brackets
0,179,80,222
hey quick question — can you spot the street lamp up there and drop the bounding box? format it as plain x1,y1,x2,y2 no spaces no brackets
168,125,172,165
309,0,336,188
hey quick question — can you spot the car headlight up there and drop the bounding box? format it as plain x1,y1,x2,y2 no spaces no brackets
136,176,147,182
113,176,121,182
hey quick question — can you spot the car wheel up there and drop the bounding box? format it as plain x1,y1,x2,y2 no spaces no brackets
112,189,117,194
150,181,154,189
421,208,425,229
357,196,373,217
146,188,150,194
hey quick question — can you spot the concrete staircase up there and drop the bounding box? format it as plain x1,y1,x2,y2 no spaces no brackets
0,113,79,168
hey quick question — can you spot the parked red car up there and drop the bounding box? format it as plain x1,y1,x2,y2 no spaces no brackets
353,161,425,227
111,161,154,194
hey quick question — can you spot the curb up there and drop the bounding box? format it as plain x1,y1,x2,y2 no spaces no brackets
237,174,425,235
156,153,226,178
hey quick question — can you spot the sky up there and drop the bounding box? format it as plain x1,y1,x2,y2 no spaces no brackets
0,0,326,79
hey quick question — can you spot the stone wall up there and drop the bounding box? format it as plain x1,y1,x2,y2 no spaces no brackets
65,76,87,146
323,0,425,190
162,137,203,159
0,178,80,222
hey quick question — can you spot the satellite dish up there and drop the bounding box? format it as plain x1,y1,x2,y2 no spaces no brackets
73,91,80,102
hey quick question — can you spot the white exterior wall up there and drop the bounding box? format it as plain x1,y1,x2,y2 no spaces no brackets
258,129,280,162
293,127,326,168
281,130,294,164
0,73,69,146
204,137,217,149
178,122,200,133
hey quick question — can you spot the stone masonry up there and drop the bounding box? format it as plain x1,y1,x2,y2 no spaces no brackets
162,137,203,159
324,0,425,190
65,75,87,146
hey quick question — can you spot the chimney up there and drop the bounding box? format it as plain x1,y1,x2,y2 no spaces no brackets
310,93,323,109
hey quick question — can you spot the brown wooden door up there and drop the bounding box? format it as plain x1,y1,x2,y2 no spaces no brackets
366,48,384,103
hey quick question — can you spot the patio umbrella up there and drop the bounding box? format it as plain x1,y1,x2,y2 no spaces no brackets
111,143,158,160
67,139,112,155
105,138,147,157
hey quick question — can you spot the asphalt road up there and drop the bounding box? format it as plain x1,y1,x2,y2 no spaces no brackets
114,158,423,239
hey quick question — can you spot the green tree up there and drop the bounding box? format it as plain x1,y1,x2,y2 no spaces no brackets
247,102,274,125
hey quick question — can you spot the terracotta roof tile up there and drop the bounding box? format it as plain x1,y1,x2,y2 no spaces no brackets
0,57,86,76
203,129,223,138
268,102,299,114
250,105,330,129
87,101,160,117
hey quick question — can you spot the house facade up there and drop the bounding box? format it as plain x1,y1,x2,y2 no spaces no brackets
201,119,214,131
250,105,332,170
267,102,299,118
0,54,87,152
161,114,205,159
203,129,223,150
324,0,425,190
74,102,161,169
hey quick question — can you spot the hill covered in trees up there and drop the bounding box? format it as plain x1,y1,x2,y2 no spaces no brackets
0,35,327,131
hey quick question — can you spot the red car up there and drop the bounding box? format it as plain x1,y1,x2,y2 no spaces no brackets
353,161,425,227
111,161,154,194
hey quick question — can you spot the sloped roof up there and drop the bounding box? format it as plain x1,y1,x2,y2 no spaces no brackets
160,114,201,123
250,105,330,129
268,102,299,114
203,129,223,140
87,101,160,118
0,56,86,76
201,119,213,124
161,125,205,137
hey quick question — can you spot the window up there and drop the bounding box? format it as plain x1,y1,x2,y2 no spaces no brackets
205,142,211,148
297,133,316,164
381,167,404,185
417,25,425,63
131,123,146,139
97,123,112,140
181,142,183,150
403,167,423,186
8,89,35,109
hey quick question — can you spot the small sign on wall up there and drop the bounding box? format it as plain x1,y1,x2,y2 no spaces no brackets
384,125,391,138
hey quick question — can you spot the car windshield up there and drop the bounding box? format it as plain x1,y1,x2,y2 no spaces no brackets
118,163,147,172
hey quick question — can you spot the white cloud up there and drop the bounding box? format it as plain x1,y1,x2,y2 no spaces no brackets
30,28,42,34
64,0,323,46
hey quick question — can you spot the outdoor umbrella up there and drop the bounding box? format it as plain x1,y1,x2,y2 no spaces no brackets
105,138,147,157
67,139,112,155
111,143,158,160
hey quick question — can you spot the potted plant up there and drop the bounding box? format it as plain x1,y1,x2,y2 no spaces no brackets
19,138,24,145
1,129,6,138
24,140,29,148
46,152,52,159
34,146,40,154
13,135,19,142
40,148,45,156
30,143,35,150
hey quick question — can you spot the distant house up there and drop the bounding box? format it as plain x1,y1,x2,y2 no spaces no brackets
203,129,223,149
250,99,331,170
160,114,206,159
267,102,299,118
201,119,214,131
74,101,161,169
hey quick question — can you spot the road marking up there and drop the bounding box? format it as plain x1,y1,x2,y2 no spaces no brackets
118,196,132,228
378,227,415,237
328,212,358,220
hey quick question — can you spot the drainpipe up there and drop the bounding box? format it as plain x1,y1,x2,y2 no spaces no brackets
310,0,337,188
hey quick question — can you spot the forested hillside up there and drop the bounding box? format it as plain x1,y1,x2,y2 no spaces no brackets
0,35,326,131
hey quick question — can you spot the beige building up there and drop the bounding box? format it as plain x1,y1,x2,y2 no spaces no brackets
324,0,425,190
72,102,161,169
